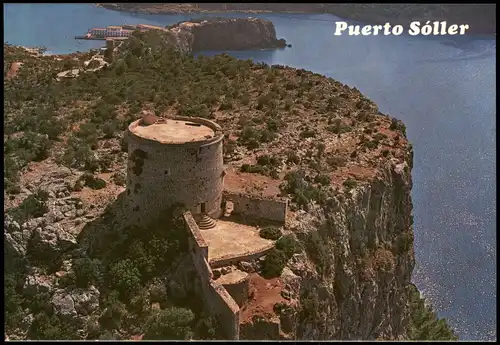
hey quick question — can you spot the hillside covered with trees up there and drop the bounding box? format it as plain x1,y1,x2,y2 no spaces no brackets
4,29,457,340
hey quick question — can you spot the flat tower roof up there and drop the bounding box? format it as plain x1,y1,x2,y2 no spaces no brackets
129,119,216,144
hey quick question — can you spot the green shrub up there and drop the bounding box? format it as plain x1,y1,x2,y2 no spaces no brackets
240,164,266,174
262,248,287,278
314,174,331,186
109,259,142,300
343,178,357,189
304,231,332,275
58,272,76,288
259,227,282,240
28,312,80,340
99,299,128,330
408,284,458,340
73,257,102,288
144,307,195,340
326,155,347,169
286,151,300,165
112,172,126,186
327,118,352,134
194,315,220,340
260,129,275,143
257,155,280,167
4,274,25,332
8,189,49,224
275,235,301,259
218,99,233,110
299,129,315,139
82,173,106,190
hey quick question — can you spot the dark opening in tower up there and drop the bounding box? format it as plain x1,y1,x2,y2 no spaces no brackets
201,202,207,214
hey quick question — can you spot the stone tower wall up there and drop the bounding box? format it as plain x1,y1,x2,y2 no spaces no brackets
125,117,224,225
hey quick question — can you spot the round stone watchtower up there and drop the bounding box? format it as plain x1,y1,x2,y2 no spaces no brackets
125,115,224,226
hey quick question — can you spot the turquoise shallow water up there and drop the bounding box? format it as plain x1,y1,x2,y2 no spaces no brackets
4,4,496,341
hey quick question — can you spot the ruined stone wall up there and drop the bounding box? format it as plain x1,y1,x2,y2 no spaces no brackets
125,117,224,225
221,277,250,308
183,212,240,340
223,191,288,223
209,243,274,269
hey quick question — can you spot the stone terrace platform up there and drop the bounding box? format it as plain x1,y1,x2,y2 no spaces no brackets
201,219,274,269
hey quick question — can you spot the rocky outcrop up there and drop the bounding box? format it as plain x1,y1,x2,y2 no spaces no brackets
165,18,288,53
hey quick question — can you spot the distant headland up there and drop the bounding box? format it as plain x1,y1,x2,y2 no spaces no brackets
76,18,290,52
95,3,496,35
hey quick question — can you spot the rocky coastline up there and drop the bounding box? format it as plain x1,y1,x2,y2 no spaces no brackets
95,3,496,35
164,17,288,52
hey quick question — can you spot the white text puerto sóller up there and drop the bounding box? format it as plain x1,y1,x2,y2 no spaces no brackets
333,21,470,36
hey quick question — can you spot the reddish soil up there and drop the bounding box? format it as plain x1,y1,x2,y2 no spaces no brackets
224,168,281,198
78,172,125,208
239,273,286,324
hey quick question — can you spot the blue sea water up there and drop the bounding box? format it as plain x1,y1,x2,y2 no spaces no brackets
4,3,496,341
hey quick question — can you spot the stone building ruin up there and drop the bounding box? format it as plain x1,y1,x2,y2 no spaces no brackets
124,114,290,339
125,115,224,228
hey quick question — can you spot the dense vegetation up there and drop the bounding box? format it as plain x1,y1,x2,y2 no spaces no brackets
5,206,220,340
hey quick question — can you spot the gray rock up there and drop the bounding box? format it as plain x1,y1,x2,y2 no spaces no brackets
20,313,34,333
64,210,77,219
21,187,32,195
5,219,21,233
47,209,65,223
221,266,232,275
31,227,59,255
281,289,292,300
76,209,86,217
60,205,73,214
61,259,73,272
237,261,255,273
23,274,54,297
25,217,46,231
5,232,27,257
71,286,100,316
52,167,73,178
57,229,78,251
52,290,77,318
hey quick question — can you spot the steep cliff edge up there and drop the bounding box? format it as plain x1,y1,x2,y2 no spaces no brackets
164,18,288,52
289,160,415,340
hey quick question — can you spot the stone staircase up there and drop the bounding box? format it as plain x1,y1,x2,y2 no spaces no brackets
197,214,217,230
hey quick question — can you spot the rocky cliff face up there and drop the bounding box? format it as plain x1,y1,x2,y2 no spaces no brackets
287,158,415,340
165,18,288,52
